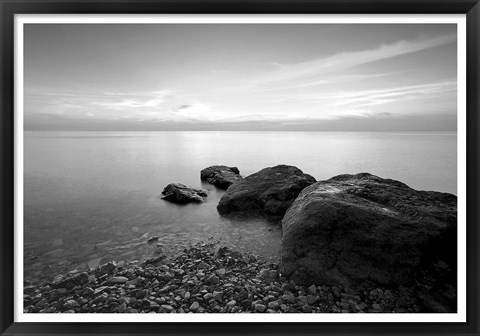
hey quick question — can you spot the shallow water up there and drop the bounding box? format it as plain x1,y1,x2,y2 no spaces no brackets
23,131,457,284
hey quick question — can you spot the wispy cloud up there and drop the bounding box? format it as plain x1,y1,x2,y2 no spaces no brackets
25,89,176,120
331,80,456,108
255,71,409,92
249,34,456,87
266,80,456,104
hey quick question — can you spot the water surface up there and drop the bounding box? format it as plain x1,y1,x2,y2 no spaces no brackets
24,131,457,284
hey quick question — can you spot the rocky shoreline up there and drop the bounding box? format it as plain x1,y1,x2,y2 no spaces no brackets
24,242,420,314
24,165,457,314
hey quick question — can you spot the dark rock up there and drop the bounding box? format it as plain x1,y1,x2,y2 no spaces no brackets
24,285,36,295
201,165,242,189
51,272,89,289
63,299,79,310
213,246,231,259
98,262,117,275
241,299,252,309
161,183,207,204
143,255,166,266
217,165,316,217
197,261,210,270
257,268,278,283
81,287,95,297
92,292,108,305
281,173,457,312
212,291,223,302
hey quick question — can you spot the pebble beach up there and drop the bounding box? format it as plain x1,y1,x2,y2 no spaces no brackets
24,242,419,314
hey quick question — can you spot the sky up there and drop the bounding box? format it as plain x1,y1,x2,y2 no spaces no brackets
24,24,457,131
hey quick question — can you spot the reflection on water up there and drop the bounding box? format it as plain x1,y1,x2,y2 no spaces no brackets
23,131,456,285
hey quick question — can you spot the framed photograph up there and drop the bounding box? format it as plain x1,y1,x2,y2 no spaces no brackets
1,0,479,335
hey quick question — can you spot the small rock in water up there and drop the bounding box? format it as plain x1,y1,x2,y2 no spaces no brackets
147,236,159,244
161,183,208,204
214,246,230,259
200,165,242,189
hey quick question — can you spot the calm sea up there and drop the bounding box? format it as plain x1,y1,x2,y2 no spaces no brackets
23,131,457,284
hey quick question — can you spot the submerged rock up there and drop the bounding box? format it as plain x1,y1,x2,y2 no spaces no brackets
161,183,207,204
50,272,89,289
217,165,316,217
201,165,242,189
147,236,159,244
281,172,457,312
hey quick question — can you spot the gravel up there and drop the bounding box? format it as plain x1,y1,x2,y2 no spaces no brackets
23,242,420,313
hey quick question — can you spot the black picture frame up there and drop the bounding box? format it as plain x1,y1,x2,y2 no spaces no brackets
1,0,479,335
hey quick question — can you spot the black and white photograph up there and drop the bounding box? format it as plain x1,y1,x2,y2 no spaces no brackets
20,16,464,320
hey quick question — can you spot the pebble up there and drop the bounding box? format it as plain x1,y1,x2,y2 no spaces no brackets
107,276,129,284
189,302,200,311
268,301,280,309
205,275,220,285
370,303,383,313
255,304,266,312
307,295,318,305
197,261,210,269
160,305,173,313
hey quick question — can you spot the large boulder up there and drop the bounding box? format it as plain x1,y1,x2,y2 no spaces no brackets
217,165,316,217
280,173,457,312
200,165,242,189
161,183,207,204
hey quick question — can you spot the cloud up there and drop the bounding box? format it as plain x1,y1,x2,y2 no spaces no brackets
170,103,214,120
249,34,456,88
331,80,457,108
266,79,455,103
92,90,172,110
25,88,175,120
256,71,408,92
172,104,192,112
